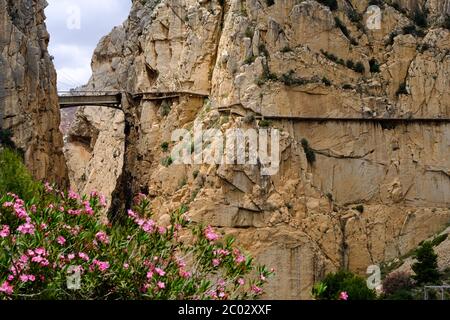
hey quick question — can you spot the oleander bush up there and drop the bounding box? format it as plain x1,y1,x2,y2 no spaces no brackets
313,270,377,300
0,188,273,299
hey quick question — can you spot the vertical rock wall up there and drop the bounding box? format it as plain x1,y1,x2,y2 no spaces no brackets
0,0,67,186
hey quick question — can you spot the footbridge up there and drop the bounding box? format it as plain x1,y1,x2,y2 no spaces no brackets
57,90,210,110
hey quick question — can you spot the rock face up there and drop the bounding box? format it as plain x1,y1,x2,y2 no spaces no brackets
67,0,450,299
0,0,67,186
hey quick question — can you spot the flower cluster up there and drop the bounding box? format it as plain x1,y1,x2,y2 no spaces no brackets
0,185,273,300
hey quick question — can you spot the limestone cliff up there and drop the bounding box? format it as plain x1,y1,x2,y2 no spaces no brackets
66,0,450,298
0,0,67,186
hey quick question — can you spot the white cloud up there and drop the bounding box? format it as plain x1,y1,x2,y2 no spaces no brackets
45,0,131,90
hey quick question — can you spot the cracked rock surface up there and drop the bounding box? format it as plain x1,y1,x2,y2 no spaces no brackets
65,0,450,298
0,0,67,186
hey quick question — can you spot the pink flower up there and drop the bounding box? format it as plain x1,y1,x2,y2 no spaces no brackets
34,248,47,256
251,285,263,295
212,259,221,267
0,225,10,238
123,263,130,269
68,209,81,216
204,226,220,242
78,252,89,261
17,223,35,235
155,267,166,277
235,254,246,264
158,226,166,235
99,195,107,207
141,220,156,233
95,231,110,244
127,209,138,219
93,260,110,272
237,278,245,286
179,270,192,279
0,282,13,295
68,190,80,200
3,202,14,208
19,274,36,283
68,253,75,261
57,236,66,246
44,182,54,193
339,291,349,301
260,274,267,282
84,201,94,216
157,282,166,289
146,271,154,279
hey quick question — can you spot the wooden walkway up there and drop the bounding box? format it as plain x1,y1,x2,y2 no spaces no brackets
58,90,210,109
217,105,450,123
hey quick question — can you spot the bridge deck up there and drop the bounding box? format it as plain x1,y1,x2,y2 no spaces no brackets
58,94,122,109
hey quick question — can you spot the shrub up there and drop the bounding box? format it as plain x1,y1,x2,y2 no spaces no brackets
280,46,292,53
0,148,39,202
281,70,308,86
443,15,450,30
342,84,353,90
258,119,272,128
317,0,338,11
369,58,381,73
335,17,350,38
412,242,441,285
161,156,173,167
382,271,413,296
353,205,364,213
431,234,448,247
243,55,256,65
244,27,254,39
0,189,273,299
266,0,275,7
0,130,16,150
314,270,376,300
258,44,270,58
413,9,428,28
160,100,172,117
353,62,365,74
192,170,200,179
402,25,425,37
346,60,355,69
301,138,316,164
396,82,408,96
347,9,362,23
161,142,169,152
322,77,332,86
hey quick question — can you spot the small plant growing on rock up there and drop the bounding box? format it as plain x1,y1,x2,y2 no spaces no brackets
160,100,172,117
353,62,365,74
161,142,169,152
192,170,200,179
396,82,408,96
317,0,338,11
161,156,173,167
322,77,332,86
258,119,272,128
301,138,316,164
369,59,381,73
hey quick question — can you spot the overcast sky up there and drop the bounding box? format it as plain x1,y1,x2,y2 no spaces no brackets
46,0,131,91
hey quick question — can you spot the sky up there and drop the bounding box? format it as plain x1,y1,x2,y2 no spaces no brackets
45,0,132,91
